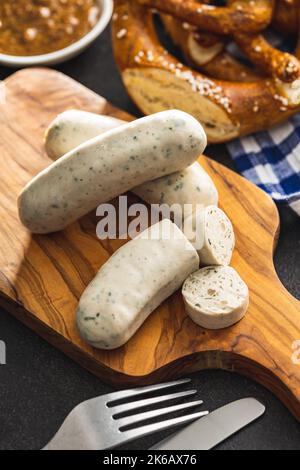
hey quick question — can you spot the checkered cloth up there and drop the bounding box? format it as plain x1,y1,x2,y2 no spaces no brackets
227,115,300,217
226,31,300,216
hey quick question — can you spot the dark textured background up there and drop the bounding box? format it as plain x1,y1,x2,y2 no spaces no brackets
0,25,300,450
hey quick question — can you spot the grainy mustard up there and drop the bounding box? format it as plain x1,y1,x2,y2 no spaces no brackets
0,0,100,56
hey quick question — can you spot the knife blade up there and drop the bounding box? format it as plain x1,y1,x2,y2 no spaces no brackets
150,398,265,450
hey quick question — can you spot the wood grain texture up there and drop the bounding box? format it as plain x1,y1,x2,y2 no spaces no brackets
0,68,300,420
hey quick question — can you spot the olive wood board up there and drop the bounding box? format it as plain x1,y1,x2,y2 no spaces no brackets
0,68,300,420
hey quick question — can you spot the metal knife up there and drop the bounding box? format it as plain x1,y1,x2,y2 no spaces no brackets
150,398,265,450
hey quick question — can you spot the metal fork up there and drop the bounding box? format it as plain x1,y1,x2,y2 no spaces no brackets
43,378,208,450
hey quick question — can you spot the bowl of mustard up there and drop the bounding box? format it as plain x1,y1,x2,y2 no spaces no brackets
0,0,113,67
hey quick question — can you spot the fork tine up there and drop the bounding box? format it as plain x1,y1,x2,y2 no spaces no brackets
105,378,191,404
112,390,197,416
117,400,204,429
121,410,209,444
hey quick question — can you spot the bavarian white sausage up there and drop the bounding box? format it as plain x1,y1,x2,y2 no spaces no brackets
182,266,249,329
45,110,124,160
183,205,235,265
44,110,217,221
77,219,199,349
19,110,207,233
133,163,218,220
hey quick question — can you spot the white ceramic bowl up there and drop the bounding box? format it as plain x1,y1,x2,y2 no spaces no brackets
0,0,113,67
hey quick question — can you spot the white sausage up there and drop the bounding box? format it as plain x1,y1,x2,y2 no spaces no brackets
45,110,124,160
19,110,207,234
182,266,249,329
45,110,217,220
77,219,199,349
133,163,218,220
183,205,235,265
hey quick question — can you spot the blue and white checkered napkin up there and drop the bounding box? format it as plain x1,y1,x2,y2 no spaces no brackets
227,115,300,216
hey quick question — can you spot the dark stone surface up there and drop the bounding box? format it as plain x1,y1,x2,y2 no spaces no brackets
0,26,299,450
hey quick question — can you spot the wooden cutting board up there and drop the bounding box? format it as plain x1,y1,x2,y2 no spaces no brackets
1,68,300,420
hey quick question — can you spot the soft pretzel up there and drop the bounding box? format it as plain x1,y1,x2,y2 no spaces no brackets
163,1,300,83
226,0,300,83
161,15,224,67
161,14,263,82
146,1,299,83
159,1,228,76
232,32,300,82
136,0,274,34
112,0,300,143
272,0,298,35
